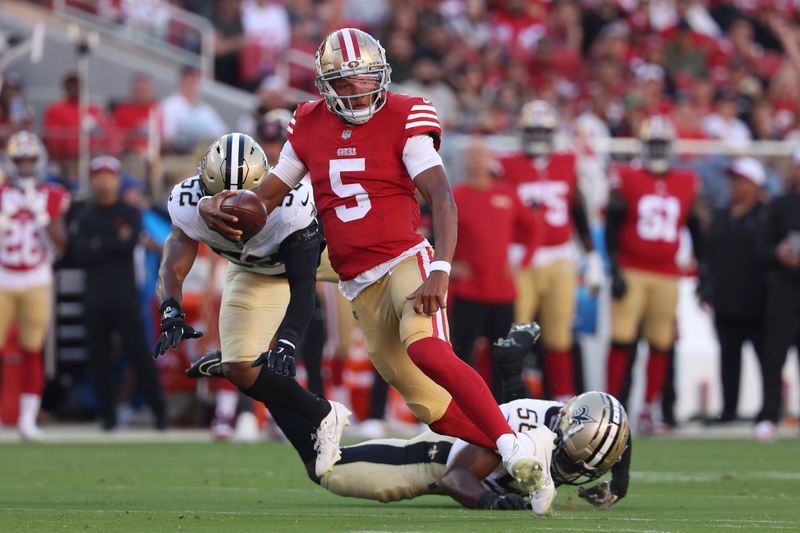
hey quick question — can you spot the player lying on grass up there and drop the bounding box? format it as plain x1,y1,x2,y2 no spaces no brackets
189,324,631,514
155,133,350,478
319,325,631,514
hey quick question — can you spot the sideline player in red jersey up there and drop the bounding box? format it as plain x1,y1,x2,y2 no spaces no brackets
604,116,703,433
498,100,604,401
198,28,548,495
0,131,70,440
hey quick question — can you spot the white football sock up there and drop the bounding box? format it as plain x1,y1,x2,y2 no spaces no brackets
18,393,41,428
496,432,518,458
215,389,239,420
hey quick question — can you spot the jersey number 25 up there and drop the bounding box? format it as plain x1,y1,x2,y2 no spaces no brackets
330,158,371,222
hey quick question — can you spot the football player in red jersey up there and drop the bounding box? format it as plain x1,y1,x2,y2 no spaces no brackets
498,100,604,402
0,131,70,440
199,28,548,495
604,116,703,433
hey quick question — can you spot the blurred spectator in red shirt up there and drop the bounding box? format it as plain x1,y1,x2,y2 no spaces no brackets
449,136,540,392
42,72,120,165
113,73,159,156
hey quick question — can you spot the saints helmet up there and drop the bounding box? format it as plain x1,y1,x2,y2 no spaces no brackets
199,133,268,195
552,391,630,485
639,115,675,175
5,130,46,182
518,100,559,158
315,28,392,125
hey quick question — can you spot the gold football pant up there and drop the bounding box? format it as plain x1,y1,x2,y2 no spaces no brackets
0,284,51,351
321,429,452,502
514,259,577,351
219,264,290,364
611,268,679,352
350,251,452,424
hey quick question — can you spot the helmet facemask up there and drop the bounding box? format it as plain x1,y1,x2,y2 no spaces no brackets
521,126,555,158
317,69,391,125
642,138,673,174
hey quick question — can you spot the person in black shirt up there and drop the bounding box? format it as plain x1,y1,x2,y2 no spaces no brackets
701,157,768,424
755,150,800,441
70,156,167,430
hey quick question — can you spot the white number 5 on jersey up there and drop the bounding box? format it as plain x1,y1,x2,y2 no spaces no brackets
329,158,371,222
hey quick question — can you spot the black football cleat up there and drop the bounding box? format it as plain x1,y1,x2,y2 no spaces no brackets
186,350,223,378
506,322,542,353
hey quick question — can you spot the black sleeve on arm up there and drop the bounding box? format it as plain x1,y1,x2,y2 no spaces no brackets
604,191,627,272
572,192,594,252
609,433,632,498
758,200,784,266
276,224,324,346
687,204,705,263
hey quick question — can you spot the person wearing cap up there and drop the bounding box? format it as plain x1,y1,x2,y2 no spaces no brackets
69,156,167,430
755,148,800,441
700,157,768,425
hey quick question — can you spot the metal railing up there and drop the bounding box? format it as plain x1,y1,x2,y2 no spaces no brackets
50,0,214,78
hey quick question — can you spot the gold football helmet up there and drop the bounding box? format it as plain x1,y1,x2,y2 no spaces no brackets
5,130,46,182
199,133,268,195
518,100,559,158
639,115,675,174
553,391,630,485
315,28,392,124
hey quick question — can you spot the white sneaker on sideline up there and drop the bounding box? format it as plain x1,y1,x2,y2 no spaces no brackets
233,411,260,443
314,401,352,478
754,420,778,443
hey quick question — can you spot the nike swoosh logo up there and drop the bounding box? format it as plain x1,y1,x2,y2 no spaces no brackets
301,193,310,206
198,359,221,376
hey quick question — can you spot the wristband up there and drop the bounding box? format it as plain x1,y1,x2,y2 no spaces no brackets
429,261,451,275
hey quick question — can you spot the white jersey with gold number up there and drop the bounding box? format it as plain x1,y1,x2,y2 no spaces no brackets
167,175,316,276
447,398,564,496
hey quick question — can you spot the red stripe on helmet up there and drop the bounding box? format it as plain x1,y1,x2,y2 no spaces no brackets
337,30,350,61
348,29,361,59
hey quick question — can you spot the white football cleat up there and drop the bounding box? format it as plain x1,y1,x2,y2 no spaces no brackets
314,401,351,478
499,433,545,493
531,478,557,516
18,421,44,442
520,426,558,515
754,420,778,443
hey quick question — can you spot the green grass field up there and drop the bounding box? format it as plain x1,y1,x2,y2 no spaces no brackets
1,437,798,532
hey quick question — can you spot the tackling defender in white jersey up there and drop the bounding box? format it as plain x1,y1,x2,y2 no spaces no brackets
155,132,349,478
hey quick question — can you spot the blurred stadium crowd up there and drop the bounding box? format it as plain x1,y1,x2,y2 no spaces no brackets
0,0,799,442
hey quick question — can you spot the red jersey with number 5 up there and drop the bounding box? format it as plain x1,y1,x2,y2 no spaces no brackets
0,182,70,288
613,164,698,275
286,92,441,281
498,153,577,247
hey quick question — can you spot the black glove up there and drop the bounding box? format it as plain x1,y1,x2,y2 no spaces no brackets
251,339,296,377
152,298,203,358
610,269,627,300
578,481,620,509
477,490,528,511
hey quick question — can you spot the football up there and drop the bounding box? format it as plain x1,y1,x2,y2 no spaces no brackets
220,190,268,241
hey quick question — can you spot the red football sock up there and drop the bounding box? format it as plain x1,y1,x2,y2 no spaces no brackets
606,343,630,398
645,349,669,403
544,349,574,398
407,337,513,442
19,349,43,396
430,400,496,449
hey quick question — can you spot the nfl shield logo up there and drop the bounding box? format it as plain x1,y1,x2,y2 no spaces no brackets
342,129,352,140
